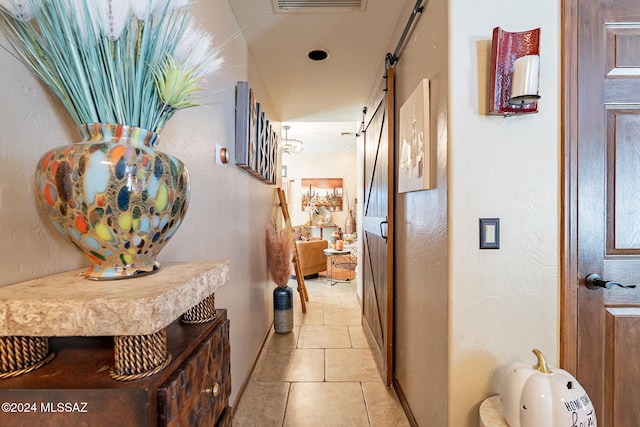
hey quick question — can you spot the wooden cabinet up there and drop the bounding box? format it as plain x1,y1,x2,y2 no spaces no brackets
158,314,231,426
0,310,230,427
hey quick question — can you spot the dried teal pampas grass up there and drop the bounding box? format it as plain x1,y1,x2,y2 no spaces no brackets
0,0,223,133
266,225,293,289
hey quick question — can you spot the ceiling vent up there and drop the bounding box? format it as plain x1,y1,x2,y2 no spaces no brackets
273,0,367,13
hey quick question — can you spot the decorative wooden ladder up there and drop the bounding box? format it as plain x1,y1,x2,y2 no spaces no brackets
277,187,309,313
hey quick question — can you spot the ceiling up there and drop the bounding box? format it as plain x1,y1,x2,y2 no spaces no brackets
226,0,406,152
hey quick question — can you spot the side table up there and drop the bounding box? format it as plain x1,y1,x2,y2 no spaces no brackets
310,225,337,239
0,261,231,426
0,261,228,380
323,248,352,285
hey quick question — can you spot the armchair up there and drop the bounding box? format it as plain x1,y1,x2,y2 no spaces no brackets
294,239,328,278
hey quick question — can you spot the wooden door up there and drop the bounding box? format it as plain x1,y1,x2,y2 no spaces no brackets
566,0,640,424
361,67,394,386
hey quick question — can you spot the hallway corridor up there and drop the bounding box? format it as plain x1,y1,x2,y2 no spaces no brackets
232,277,409,426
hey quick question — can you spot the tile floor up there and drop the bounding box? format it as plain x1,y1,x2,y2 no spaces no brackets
232,277,410,427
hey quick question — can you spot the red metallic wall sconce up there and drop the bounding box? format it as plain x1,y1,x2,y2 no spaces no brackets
488,27,541,116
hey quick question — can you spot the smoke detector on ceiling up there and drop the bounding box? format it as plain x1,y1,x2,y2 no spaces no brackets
273,0,367,13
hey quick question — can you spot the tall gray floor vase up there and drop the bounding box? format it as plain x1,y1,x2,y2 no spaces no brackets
273,286,293,333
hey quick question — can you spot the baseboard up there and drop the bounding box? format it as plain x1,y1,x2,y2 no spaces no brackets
229,323,273,420
393,376,419,427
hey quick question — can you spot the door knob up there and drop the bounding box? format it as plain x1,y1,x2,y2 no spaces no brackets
585,273,637,290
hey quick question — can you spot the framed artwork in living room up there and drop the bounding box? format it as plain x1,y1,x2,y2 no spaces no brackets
301,178,343,212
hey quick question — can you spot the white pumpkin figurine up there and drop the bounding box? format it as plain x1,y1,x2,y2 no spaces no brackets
500,348,597,427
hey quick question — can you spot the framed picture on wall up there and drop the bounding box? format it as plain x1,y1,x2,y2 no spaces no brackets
261,120,270,180
301,178,343,212
269,127,278,184
234,81,251,168
249,102,260,175
234,81,277,185
398,78,434,193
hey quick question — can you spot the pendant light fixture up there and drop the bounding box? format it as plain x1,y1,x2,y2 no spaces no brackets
281,125,304,154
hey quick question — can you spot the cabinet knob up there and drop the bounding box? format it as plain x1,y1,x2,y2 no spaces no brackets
204,382,221,398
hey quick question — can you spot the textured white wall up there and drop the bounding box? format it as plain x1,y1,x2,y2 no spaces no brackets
448,1,560,426
0,0,277,406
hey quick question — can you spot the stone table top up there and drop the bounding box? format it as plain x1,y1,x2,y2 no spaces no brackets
0,261,229,337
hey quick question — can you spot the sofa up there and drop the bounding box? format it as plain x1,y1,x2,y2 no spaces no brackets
294,239,328,278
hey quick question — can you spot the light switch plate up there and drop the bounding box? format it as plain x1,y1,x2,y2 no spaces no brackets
479,218,500,249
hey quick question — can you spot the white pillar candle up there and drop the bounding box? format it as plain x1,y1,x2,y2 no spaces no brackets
509,55,540,104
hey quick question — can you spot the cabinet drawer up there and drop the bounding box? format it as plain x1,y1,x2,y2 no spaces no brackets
158,319,230,427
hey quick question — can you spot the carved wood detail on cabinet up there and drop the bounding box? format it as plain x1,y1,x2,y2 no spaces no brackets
158,319,231,426
0,310,231,427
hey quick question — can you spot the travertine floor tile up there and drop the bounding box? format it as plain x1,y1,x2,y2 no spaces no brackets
324,307,361,326
322,281,356,297
325,348,382,382
340,294,361,309
348,325,371,348
362,382,411,427
233,381,289,427
249,328,279,382
268,326,300,351
234,276,409,426
284,382,369,427
293,306,324,326
296,288,322,304
298,325,352,348
256,348,325,382
306,294,342,310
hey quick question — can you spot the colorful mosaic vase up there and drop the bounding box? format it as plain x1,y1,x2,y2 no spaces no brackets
35,123,190,280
